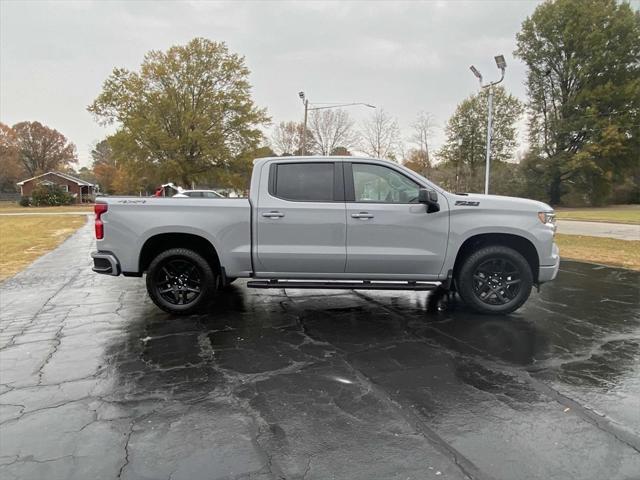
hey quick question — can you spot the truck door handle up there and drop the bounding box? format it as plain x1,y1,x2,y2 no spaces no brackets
351,212,374,219
262,211,285,218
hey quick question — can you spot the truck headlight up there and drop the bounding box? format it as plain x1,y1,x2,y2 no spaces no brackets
538,211,556,224
538,211,556,233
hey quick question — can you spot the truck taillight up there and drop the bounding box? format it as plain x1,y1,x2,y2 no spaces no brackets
95,203,108,239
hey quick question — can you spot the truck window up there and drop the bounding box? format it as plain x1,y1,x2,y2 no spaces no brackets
273,163,335,202
352,163,420,203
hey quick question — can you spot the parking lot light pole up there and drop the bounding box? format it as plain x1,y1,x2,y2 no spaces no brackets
456,137,463,192
469,55,507,194
298,91,375,156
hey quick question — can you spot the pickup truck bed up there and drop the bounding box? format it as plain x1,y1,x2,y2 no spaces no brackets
94,198,252,278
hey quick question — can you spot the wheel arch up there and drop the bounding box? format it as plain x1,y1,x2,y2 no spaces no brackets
452,233,539,284
139,232,221,275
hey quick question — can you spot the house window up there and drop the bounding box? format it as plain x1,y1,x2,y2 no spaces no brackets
37,180,68,192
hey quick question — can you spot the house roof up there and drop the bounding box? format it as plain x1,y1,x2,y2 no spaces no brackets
17,171,95,187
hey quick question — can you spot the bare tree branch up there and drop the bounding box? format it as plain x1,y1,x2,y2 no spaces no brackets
308,109,358,156
410,111,437,170
359,108,400,160
271,121,304,156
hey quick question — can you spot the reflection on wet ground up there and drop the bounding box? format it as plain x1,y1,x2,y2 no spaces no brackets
1,223,639,479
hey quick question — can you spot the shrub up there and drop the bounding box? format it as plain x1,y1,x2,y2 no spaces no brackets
31,184,74,206
18,196,31,207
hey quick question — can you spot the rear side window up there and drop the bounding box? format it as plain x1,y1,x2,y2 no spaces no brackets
272,163,335,202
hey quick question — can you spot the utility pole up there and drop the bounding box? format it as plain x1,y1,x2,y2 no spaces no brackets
302,97,309,156
484,89,493,196
469,55,507,194
298,91,375,156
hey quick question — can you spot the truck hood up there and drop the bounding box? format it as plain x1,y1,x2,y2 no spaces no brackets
447,193,553,212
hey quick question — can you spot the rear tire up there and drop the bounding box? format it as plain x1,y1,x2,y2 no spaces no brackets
146,248,216,315
457,245,533,315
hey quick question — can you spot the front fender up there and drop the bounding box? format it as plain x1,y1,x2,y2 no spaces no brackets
440,207,547,277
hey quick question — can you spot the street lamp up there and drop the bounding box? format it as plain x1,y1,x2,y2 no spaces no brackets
469,65,482,83
298,91,376,155
469,54,507,194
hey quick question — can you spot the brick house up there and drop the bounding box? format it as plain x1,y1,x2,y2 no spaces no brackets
17,172,96,204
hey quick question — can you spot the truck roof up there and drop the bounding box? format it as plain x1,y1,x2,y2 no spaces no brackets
253,155,391,167
257,155,378,161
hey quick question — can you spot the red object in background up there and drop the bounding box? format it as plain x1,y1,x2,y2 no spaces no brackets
95,203,108,239
154,187,163,197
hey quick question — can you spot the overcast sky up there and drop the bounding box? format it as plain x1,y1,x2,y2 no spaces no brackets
0,0,566,167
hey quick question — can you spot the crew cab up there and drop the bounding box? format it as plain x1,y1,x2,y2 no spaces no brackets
91,156,559,315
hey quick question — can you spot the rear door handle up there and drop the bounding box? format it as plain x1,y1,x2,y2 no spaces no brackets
262,211,285,218
351,212,374,219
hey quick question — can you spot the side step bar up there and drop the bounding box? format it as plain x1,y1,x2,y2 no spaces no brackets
246,280,439,291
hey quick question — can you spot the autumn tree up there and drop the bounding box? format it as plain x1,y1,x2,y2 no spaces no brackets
360,108,400,160
11,121,77,177
107,130,160,195
438,86,523,193
308,109,358,156
209,145,275,194
75,167,97,184
0,123,24,191
90,139,119,194
403,149,430,178
515,0,640,205
88,38,269,186
271,121,307,156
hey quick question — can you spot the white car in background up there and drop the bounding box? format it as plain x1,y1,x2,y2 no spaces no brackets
172,190,224,199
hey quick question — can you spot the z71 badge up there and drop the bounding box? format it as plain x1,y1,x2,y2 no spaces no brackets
455,200,480,206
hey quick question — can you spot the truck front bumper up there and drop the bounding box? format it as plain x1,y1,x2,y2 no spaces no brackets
538,243,560,283
91,251,121,276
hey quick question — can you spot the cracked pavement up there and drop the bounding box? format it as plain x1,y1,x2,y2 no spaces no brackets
1,220,639,480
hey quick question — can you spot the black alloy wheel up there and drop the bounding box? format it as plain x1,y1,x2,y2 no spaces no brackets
457,245,533,315
472,258,522,306
154,258,203,306
146,248,216,314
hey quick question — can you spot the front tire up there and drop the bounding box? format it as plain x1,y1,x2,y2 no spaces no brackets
146,248,216,315
457,245,533,315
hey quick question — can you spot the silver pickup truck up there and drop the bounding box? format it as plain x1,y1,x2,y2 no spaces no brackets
92,156,559,315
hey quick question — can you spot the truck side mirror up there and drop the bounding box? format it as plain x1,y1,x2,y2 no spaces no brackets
418,188,440,213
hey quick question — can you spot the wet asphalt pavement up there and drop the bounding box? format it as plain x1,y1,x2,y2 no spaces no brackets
1,221,639,480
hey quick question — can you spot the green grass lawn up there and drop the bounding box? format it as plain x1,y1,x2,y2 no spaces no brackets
0,201,93,214
0,214,87,281
556,234,640,271
555,205,640,225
